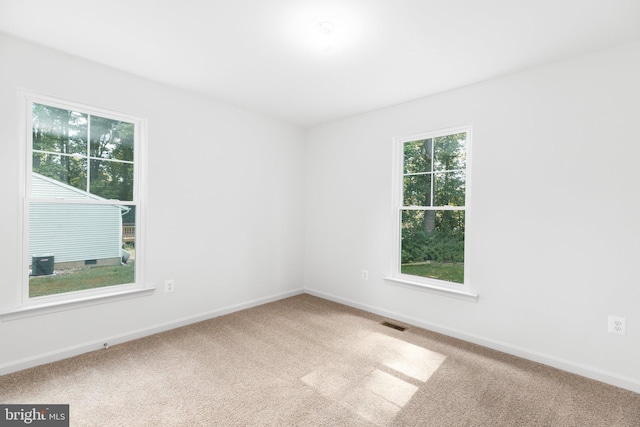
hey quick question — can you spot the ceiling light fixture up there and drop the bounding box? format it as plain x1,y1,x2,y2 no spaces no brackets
316,21,335,52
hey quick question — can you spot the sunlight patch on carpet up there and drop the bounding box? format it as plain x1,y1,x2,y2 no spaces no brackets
358,332,446,382
301,332,445,424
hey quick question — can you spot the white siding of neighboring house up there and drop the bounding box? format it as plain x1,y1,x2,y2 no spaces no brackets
29,173,124,264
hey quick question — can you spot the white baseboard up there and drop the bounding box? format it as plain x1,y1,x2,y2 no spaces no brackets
304,288,640,394
4,286,638,395
0,288,304,376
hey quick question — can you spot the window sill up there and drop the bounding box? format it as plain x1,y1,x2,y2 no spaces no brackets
1,287,156,321
383,276,478,302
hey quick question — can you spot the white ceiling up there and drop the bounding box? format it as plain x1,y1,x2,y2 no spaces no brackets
1,0,640,128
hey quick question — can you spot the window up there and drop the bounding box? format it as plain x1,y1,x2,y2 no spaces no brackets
390,127,472,295
20,93,145,307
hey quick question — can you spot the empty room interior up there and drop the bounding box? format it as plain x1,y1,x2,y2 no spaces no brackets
1,1,639,425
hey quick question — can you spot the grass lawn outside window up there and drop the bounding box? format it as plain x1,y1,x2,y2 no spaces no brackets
401,262,464,284
29,262,135,298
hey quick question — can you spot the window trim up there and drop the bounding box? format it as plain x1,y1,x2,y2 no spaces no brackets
1,288,155,321
8,89,151,315
386,126,476,300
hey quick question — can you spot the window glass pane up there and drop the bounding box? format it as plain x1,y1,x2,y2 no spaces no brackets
403,139,432,174
400,209,465,284
433,133,466,171
403,174,432,206
26,98,140,303
433,171,466,207
29,202,135,297
32,103,87,156
90,116,134,161
32,153,87,195
89,159,134,201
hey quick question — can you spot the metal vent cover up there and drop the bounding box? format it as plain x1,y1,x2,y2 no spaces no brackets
381,321,406,331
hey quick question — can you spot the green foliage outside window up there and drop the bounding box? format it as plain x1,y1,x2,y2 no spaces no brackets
32,103,134,201
400,132,467,284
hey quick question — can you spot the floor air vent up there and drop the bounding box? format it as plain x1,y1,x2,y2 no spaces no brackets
381,321,406,331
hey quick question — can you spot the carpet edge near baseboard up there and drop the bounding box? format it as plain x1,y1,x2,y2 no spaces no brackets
0,288,305,377
303,287,640,395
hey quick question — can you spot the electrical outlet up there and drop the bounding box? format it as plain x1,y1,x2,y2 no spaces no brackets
164,279,175,293
608,315,626,335
361,270,368,280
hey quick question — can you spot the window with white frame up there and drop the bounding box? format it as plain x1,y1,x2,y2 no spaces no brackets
392,127,470,290
22,93,144,305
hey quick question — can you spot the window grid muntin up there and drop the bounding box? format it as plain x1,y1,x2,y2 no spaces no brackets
23,93,143,305
395,128,469,287
32,103,135,202
402,135,466,209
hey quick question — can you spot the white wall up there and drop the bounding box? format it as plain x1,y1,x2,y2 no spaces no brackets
1,31,639,394
304,41,640,392
0,34,306,370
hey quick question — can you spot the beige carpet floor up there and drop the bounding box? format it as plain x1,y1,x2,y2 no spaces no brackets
1,294,639,426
